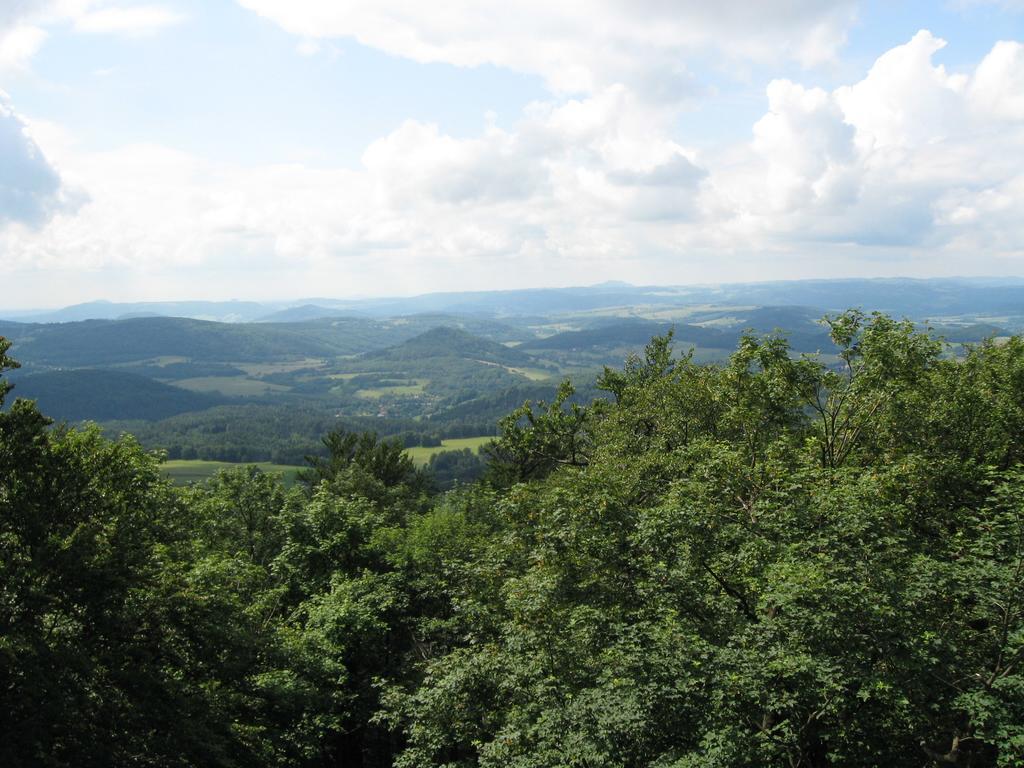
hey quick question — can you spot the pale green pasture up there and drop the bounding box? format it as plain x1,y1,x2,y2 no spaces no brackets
356,379,428,399
328,372,378,380
161,460,302,486
234,358,325,376
406,436,494,465
507,366,552,381
173,377,290,396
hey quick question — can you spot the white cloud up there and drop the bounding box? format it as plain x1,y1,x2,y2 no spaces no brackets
835,31,969,151
0,76,714,295
0,92,81,227
236,0,857,98
0,24,47,73
970,40,1024,120
0,1,183,68
702,31,1024,257
0,0,52,73
73,5,184,36
3,29,1024,298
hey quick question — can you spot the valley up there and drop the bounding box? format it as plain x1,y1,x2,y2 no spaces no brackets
1,278,1019,486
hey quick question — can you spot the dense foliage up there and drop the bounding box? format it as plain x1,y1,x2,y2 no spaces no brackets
8,368,226,421
1,312,1023,767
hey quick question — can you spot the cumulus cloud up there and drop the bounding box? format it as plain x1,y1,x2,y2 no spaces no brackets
3,29,1024,295
0,80,706,284
0,2,180,228
703,31,1024,256
220,6,1019,279
970,40,1024,120
0,93,80,228
236,0,857,98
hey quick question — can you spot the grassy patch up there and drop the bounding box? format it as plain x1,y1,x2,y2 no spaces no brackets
161,460,303,486
356,379,429,399
507,366,552,381
328,372,375,380
173,377,290,396
234,358,326,376
471,358,553,382
406,436,494,465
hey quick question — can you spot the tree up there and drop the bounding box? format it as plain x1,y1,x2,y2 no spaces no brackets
189,465,289,566
0,339,293,766
300,429,433,504
387,317,1024,768
484,380,596,486
0,336,19,403
5,318,1024,767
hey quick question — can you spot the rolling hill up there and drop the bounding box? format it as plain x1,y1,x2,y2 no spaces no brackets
0,317,347,367
7,369,225,421
364,326,536,366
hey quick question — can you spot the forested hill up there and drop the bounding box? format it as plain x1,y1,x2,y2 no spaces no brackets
523,319,680,350
255,304,357,322
0,314,531,370
2,313,1024,767
365,326,535,366
0,316,344,365
8,369,225,421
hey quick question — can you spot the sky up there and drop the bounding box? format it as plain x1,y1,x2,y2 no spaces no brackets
0,1,1023,308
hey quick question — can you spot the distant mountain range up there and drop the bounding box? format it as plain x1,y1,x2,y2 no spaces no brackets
0,299,276,323
5,277,1024,326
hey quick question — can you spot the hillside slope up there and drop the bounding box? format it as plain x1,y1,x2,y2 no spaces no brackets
0,317,346,366
8,369,224,421
365,327,536,366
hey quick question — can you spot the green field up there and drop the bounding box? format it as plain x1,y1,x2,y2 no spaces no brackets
234,358,326,376
328,372,374,380
173,376,291,396
161,460,303,485
161,440,493,483
406,436,494,465
356,379,429,399
507,366,552,381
